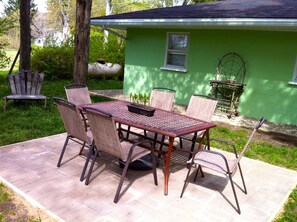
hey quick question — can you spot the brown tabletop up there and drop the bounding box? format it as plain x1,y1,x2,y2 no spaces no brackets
80,100,216,195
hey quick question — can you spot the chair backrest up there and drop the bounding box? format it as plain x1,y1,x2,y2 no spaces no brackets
53,97,89,143
150,87,176,111
235,117,265,166
65,84,92,105
186,94,218,122
7,70,45,96
83,107,124,160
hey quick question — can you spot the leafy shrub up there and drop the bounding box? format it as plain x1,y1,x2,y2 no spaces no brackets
88,30,104,63
89,29,126,79
0,49,10,69
31,29,125,80
31,45,74,80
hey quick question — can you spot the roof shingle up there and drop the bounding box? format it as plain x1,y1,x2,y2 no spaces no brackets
92,0,297,20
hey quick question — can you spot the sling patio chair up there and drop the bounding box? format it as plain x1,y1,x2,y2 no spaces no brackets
126,87,176,155
65,84,92,105
65,84,92,131
81,107,158,203
178,94,218,158
180,117,265,214
53,97,93,168
149,87,176,111
149,87,176,148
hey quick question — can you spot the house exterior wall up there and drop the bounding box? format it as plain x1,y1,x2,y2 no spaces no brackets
123,28,297,125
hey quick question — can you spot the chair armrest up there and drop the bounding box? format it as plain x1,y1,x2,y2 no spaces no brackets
131,138,153,149
190,149,231,172
210,138,239,157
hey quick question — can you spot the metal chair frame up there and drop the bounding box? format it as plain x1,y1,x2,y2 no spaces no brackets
180,117,265,214
81,107,158,203
53,97,93,167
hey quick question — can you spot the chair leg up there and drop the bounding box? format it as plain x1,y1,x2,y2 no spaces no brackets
179,137,183,149
188,132,198,160
114,155,133,203
158,135,165,158
85,148,98,185
193,165,204,181
153,133,158,148
44,98,47,108
126,125,131,139
180,163,193,198
237,163,247,194
151,151,158,185
79,142,86,155
80,145,94,182
57,136,70,167
228,173,241,214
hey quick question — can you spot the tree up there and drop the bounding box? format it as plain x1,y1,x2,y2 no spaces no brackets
0,17,13,68
73,0,92,84
46,0,77,41
2,0,37,70
19,0,31,70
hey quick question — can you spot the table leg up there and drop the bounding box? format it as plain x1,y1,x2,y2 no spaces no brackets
164,136,174,195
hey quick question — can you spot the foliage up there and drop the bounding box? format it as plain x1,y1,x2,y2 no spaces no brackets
31,44,74,80
88,29,105,63
30,27,125,81
129,92,150,105
0,17,14,68
89,29,125,66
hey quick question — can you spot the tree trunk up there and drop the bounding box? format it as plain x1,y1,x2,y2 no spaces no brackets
104,0,112,43
73,0,92,84
19,0,31,71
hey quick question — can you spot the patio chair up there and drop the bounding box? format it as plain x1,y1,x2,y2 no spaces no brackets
3,70,48,111
53,97,93,168
178,94,218,157
149,87,176,111
180,117,265,214
126,87,176,153
82,107,158,203
65,84,92,131
65,84,92,105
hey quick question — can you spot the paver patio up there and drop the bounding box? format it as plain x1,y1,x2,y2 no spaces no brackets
0,133,296,222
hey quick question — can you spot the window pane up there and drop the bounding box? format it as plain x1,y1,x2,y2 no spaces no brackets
167,53,186,66
169,34,187,50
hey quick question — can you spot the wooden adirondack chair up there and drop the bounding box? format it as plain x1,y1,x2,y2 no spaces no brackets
3,70,48,111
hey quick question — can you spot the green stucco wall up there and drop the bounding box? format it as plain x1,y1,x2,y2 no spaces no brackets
123,28,297,125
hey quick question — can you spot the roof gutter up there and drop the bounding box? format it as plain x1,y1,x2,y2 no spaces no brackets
91,18,297,32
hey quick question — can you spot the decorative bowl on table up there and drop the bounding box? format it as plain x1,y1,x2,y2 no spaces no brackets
127,103,155,117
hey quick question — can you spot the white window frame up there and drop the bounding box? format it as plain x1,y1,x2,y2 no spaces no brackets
289,55,297,85
161,32,189,72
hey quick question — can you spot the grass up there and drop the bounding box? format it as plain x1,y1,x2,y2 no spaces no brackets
1,49,19,71
0,70,296,221
0,71,121,145
211,125,297,170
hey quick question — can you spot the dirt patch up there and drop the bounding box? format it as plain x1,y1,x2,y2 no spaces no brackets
0,183,58,222
214,121,297,148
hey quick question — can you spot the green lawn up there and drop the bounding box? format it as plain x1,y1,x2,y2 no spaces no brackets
0,70,295,221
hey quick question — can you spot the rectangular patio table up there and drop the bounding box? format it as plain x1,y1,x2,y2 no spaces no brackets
80,100,216,195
